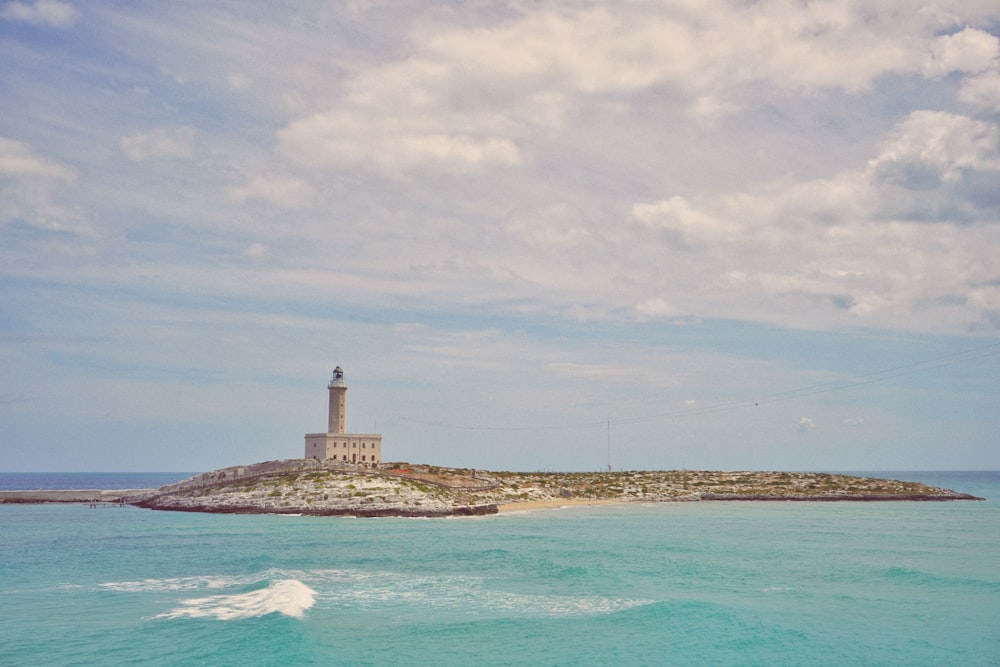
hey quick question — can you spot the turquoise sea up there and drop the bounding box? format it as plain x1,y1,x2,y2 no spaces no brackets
2,471,998,666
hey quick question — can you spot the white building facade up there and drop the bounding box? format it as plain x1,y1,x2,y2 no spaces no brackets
304,367,382,466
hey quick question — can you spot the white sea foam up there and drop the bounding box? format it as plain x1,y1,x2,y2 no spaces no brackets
101,573,259,592
304,568,652,617
106,567,645,620
154,579,316,620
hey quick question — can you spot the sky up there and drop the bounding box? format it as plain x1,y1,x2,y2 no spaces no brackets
2,0,999,473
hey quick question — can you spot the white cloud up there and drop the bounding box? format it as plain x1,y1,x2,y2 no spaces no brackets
228,174,316,208
870,111,1000,226
243,243,268,259
233,105,1000,334
799,417,816,431
634,298,676,320
1,0,77,27
278,108,521,175
959,67,1000,113
0,137,78,230
628,111,1000,331
0,136,74,181
226,71,252,91
121,126,196,161
870,111,1000,188
274,2,1000,177
632,196,742,248
545,362,633,380
922,27,998,77
504,203,596,249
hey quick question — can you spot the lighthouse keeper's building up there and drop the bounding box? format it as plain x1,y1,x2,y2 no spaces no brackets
304,367,382,466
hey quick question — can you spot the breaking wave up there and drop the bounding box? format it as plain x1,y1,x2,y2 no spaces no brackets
102,571,316,620
153,579,316,620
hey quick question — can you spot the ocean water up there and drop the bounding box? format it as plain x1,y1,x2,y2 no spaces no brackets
1,472,998,666
0,471,196,490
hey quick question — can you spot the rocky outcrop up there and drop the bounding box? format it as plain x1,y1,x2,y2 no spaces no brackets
132,462,500,517
129,463,982,516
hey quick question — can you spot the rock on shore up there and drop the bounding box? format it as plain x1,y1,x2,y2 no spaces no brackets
127,461,983,517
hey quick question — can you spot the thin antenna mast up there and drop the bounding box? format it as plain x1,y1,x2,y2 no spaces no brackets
606,414,611,472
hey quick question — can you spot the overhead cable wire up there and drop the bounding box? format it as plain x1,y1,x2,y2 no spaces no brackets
395,341,1000,433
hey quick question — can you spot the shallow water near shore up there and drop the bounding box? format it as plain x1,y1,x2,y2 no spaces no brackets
2,471,998,666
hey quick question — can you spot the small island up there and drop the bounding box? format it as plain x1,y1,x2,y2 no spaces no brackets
8,370,979,514
125,458,983,517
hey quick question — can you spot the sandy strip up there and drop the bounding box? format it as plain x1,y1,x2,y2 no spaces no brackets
496,498,630,513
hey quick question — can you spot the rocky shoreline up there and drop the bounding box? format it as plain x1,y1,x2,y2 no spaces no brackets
135,502,499,518
698,492,983,502
120,460,983,517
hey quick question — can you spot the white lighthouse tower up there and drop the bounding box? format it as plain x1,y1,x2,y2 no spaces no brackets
304,366,382,466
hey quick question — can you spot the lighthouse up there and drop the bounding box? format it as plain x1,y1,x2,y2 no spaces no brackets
304,366,382,466
328,366,346,433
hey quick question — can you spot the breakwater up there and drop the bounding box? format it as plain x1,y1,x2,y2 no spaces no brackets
0,489,153,503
